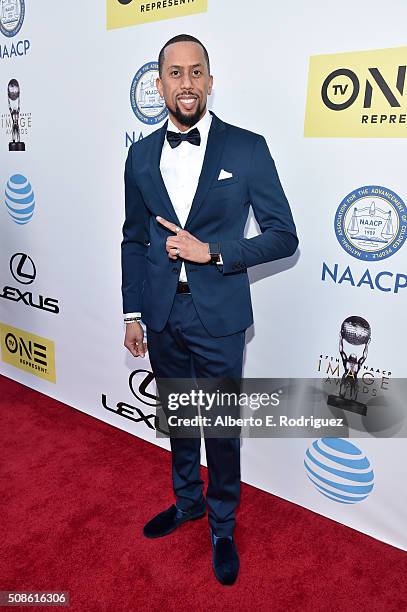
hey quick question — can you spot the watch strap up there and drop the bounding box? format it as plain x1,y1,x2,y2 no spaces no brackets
208,242,221,264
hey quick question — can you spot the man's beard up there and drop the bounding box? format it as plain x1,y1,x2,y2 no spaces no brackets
171,99,204,128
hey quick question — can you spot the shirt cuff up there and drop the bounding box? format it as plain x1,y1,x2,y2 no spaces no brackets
124,312,141,322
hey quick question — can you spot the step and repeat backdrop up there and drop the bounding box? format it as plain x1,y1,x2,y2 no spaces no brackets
1,0,406,550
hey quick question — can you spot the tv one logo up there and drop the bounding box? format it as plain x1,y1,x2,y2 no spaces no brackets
106,0,207,30
304,46,407,138
0,322,56,383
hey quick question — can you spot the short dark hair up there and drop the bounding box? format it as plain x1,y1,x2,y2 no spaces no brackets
158,34,210,77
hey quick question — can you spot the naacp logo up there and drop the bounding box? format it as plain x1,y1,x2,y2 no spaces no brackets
130,62,167,125
0,0,25,37
334,185,407,261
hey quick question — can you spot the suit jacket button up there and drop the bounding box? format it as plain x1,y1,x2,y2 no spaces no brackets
172,267,178,273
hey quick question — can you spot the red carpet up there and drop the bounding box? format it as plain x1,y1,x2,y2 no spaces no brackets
1,374,406,611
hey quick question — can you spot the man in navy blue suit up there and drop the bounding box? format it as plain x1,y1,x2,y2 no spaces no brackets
121,34,298,585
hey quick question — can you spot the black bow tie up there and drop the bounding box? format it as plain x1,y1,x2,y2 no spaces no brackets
166,127,201,148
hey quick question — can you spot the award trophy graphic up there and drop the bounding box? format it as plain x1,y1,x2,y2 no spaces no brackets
327,316,371,416
8,79,25,152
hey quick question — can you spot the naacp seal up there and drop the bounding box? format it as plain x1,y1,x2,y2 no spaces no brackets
130,61,167,125
0,0,25,38
334,185,407,261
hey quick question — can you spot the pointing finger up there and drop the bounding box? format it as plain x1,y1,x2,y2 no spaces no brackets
156,216,181,234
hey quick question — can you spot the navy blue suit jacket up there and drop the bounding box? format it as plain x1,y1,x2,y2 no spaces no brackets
121,110,298,337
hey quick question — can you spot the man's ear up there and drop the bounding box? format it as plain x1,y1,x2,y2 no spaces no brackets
208,75,214,96
156,76,163,98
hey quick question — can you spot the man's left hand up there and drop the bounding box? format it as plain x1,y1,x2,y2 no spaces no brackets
156,216,211,263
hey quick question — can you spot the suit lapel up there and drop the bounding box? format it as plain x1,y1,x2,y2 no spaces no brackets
184,111,227,229
148,110,227,229
148,119,183,227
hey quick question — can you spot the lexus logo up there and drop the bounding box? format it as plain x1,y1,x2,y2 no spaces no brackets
10,252,36,284
1,252,60,314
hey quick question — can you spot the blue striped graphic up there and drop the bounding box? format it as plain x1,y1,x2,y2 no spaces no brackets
304,438,374,504
4,174,35,224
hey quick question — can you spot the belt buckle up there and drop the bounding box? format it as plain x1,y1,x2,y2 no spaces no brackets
178,281,190,294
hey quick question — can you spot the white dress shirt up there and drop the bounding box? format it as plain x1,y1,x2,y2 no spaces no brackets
124,108,221,324
160,109,212,281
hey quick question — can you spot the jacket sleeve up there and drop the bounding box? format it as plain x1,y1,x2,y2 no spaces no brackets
219,135,299,275
121,144,150,313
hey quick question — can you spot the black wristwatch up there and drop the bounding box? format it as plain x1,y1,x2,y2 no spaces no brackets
208,242,221,264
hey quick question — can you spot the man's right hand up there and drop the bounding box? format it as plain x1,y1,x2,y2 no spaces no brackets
124,321,147,358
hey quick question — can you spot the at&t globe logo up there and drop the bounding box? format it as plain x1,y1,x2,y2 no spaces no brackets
0,0,25,37
4,173,35,224
304,438,374,504
335,185,407,261
130,62,167,125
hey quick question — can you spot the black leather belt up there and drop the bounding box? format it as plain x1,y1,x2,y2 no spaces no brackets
176,281,191,294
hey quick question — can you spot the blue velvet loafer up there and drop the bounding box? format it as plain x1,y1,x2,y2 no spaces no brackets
143,501,206,538
210,527,240,585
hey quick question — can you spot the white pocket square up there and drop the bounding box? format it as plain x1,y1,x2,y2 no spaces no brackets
218,169,233,180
